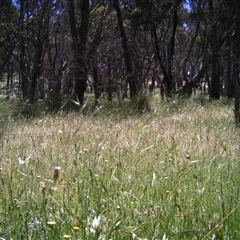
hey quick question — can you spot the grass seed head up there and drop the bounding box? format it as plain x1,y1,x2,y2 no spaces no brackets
53,166,61,183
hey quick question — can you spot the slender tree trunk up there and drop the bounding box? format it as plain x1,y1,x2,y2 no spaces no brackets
113,0,137,99
67,0,89,104
92,60,102,107
233,7,240,125
30,65,40,103
75,0,89,104
107,56,112,101
19,0,29,100
54,9,65,97
30,38,43,103
29,8,46,103
6,60,11,100
210,48,220,99
234,65,240,125
152,25,172,95
209,0,220,99
177,53,212,95
167,9,178,92
182,25,199,96
225,38,234,98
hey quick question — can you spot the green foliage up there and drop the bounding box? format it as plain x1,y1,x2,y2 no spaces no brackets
0,99,12,140
11,100,45,118
135,93,151,113
45,92,62,113
1,99,240,239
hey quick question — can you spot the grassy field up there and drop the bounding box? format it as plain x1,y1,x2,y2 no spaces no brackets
0,97,240,239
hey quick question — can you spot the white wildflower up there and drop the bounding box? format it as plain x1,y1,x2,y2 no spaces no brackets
151,172,156,187
18,155,31,165
132,233,145,240
163,233,168,240
92,216,101,230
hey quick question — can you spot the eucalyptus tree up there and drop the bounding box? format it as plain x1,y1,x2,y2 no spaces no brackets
66,0,116,105
93,11,124,102
176,0,211,96
217,0,239,99
87,2,113,105
17,0,59,102
129,0,183,97
43,0,69,109
0,0,17,88
66,0,90,104
206,0,220,99
112,0,138,99
226,0,240,124
189,0,240,99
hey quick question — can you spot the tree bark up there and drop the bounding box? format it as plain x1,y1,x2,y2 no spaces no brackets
225,38,234,98
29,0,49,103
233,6,240,125
67,0,89,104
234,63,240,125
19,0,30,100
152,7,179,96
209,0,220,99
113,0,137,99
182,25,199,86
152,24,172,95
167,9,178,92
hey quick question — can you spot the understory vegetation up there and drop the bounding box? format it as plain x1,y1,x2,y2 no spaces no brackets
0,96,240,239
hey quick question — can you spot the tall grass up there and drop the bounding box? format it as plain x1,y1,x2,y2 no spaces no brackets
0,98,240,239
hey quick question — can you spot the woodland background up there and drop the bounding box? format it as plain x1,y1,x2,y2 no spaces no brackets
2,1,240,239
1,0,240,120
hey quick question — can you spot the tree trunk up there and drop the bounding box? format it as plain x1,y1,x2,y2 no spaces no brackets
209,0,220,99
225,38,234,98
19,0,30,100
177,54,212,96
167,9,178,93
30,40,43,103
182,24,199,89
234,66,240,125
152,24,172,95
55,1,66,97
29,7,46,103
29,66,40,103
67,0,89,104
113,0,137,99
106,56,112,101
233,8,240,125
210,50,220,99
92,60,102,107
